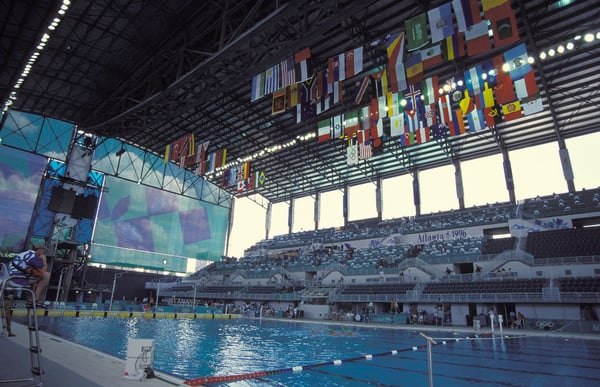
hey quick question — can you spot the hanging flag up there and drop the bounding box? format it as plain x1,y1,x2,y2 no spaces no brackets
465,20,491,56
485,1,519,48
386,32,407,93
422,103,438,128
403,84,423,132
328,53,346,83
494,75,516,104
467,109,486,131
450,109,467,136
251,71,265,102
360,106,371,132
390,114,405,138
405,13,429,51
347,139,359,165
416,126,430,144
359,142,373,160
430,124,449,140
163,144,171,164
295,48,311,82
438,93,457,135
419,44,443,69
264,64,280,94
345,46,364,78
272,88,286,115
503,43,531,80
484,105,503,127
459,90,475,115
344,110,360,137
332,81,343,105
317,119,332,142
441,30,465,61
452,0,481,32
464,64,484,96
514,70,538,99
428,3,454,43
354,75,371,105
280,56,296,88
388,91,404,116
421,76,439,105
481,0,508,12
405,53,424,85
400,129,416,147
371,137,384,156
482,82,496,108
521,94,544,115
502,100,522,121
287,83,299,107
357,129,371,144
332,114,344,138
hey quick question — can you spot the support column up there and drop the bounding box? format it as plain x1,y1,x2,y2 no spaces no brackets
453,159,465,210
288,198,294,234
314,193,320,230
412,170,421,216
375,177,383,221
343,186,349,226
265,202,272,240
502,148,516,204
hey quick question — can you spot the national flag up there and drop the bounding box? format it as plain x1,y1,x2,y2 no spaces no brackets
405,53,424,85
357,129,371,144
491,55,508,85
359,142,373,159
481,59,498,88
295,48,311,82
272,88,286,114
388,91,404,116
400,129,416,147
251,72,265,102
431,124,449,140
345,46,364,78
441,30,465,61
421,76,439,105
403,84,423,132
256,170,266,186
502,100,522,121
371,137,384,156
264,64,280,94
344,110,360,137
482,82,496,108
347,139,359,165
390,114,405,137
503,43,530,80
360,106,371,132
354,75,371,105
386,32,407,93
521,93,544,115
370,69,388,97
481,0,508,12
332,81,343,105
163,144,171,164
467,109,486,131
295,77,317,123
514,70,538,99
416,126,430,144
287,83,299,107
422,103,438,128
369,98,381,138
280,56,296,88
485,1,519,48
453,0,481,32
236,179,247,194
405,13,429,51
459,90,475,115
484,105,503,127
419,44,443,69
465,20,491,56
464,64,484,96
328,53,346,83
428,3,454,43
450,109,467,136
438,93,457,135
317,119,331,142
332,114,344,138
494,76,516,104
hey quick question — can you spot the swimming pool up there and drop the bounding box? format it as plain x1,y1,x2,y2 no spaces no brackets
27,316,600,386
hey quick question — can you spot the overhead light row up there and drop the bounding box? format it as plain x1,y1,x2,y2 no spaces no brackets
539,30,600,60
205,131,317,178
2,0,71,115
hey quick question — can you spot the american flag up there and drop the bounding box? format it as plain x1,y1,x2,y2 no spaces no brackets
280,56,296,88
359,142,372,159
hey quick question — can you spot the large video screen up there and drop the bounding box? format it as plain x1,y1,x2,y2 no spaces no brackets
92,175,229,271
0,146,47,252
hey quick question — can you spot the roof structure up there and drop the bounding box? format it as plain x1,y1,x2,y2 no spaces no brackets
2,0,600,204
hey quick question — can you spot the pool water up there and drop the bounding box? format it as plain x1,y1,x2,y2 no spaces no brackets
29,316,600,386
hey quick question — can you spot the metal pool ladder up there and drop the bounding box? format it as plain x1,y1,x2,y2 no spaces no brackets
0,263,44,386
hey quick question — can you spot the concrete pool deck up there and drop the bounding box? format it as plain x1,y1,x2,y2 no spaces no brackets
1,316,598,386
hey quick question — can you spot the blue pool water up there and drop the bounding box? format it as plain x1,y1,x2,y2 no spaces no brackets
29,316,600,386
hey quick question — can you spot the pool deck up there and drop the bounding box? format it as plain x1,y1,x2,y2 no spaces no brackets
1,316,598,387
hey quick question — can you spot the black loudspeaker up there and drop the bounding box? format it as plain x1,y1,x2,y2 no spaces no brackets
48,187,76,214
71,194,99,219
